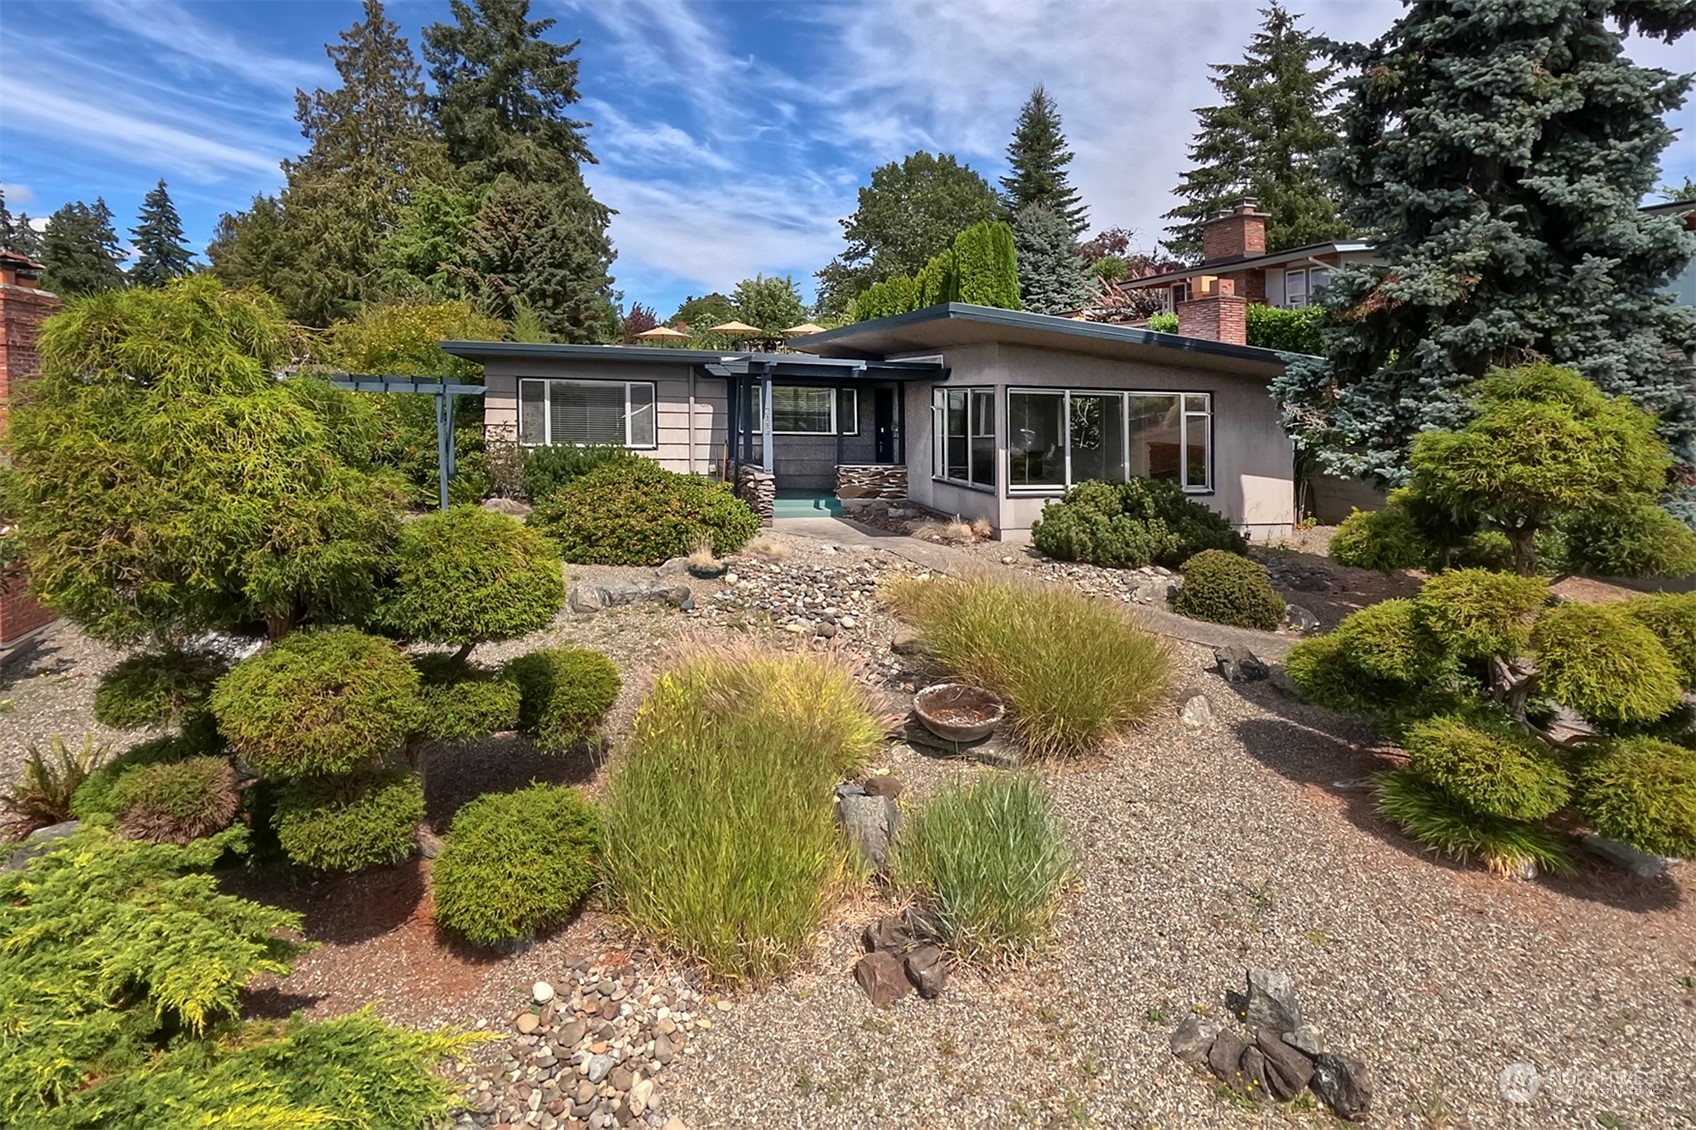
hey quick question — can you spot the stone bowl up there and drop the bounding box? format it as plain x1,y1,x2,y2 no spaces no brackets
913,683,1005,744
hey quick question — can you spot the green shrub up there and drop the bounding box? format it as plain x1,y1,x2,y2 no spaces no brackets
950,220,1021,309
1533,603,1684,726
2,734,111,841
271,768,424,872
1335,599,1448,685
528,458,761,566
1329,507,1429,571
601,645,883,982
417,671,523,743
211,627,422,777
885,575,1170,758
1171,549,1287,630
110,756,240,845
70,726,222,820
1031,477,1245,569
374,505,563,648
1621,592,1696,684
1375,768,1570,877
1244,303,1324,354
1414,568,1548,659
1402,712,1571,821
1577,738,1696,858
503,647,621,752
1145,312,1179,333
1285,601,1456,720
522,444,633,501
1560,503,1696,578
432,784,600,945
92,650,228,730
892,774,1073,963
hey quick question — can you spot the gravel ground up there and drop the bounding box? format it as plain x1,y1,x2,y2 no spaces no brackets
6,531,1693,1129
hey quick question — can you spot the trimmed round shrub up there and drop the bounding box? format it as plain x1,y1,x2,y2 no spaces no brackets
70,723,226,819
1560,503,1696,579
503,647,621,752
210,628,422,777
418,675,523,743
431,784,600,945
527,459,760,566
1532,603,1684,726
1621,592,1696,685
1402,712,1571,821
1171,549,1286,630
1286,601,1456,722
272,767,424,872
1375,767,1570,877
1577,737,1696,858
92,650,229,731
1413,568,1548,660
109,756,240,845
375,506,564,647
522,444,633,502
1030,477,1245,570
1334,599,1447,685
1329,506,1428,571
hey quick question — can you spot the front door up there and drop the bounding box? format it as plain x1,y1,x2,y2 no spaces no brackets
874,386,896,463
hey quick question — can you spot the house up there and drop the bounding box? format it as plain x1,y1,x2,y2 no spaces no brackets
1642,198,1696,308
444,282,1304,542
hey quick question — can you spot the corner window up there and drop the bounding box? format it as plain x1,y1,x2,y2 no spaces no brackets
1008,388,1211,493
743,385,856,435
933,387,995,488
1284,268,1308,309
519,378,656,447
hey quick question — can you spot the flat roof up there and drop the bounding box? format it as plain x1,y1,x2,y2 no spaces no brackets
437,340,945,381
792,302,1307,369
1120,241,1373,289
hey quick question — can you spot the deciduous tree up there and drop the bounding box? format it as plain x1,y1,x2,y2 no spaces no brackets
732,274,807,334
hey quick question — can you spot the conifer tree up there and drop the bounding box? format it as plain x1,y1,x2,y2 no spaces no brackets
1272,0,1696,498
207,195,291,296
454,181,611,340
0,190,45,260
40,198,124,296
1013,204,1090,314
128,180,195,286
1163,4,1346,259
1000,86,1088,236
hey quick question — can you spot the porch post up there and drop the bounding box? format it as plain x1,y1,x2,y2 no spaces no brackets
760,364,774,474
743,376,754,464
895,382,906,464
834,383,844,469
725,371,739,472
434,390,451,511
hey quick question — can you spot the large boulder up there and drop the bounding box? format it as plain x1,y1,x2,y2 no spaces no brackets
1311,1052,1373,1121
568,578,692,614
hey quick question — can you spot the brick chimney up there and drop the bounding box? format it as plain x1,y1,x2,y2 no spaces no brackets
1176,275,1248,346
1201,201,1268,264
0,250,60,649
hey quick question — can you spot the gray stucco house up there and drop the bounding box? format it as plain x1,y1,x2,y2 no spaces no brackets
443,299,1302,542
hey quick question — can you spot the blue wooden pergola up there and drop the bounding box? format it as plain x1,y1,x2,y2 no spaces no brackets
327,376,487,510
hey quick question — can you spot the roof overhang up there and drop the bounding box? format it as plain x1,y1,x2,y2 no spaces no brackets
438,340,947,381
792,303,1305,373
1120,242,1374,289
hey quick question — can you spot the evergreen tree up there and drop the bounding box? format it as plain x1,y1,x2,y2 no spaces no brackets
1012,204,1090,314
128,180,194,286
207,195,291,296
278,0,446,325
1163,3,1347,258
40,199,124,296
1272,0,1696,500
455,181,612,341
0,190,45,260
816,151,1001,318
1000,85,1088,235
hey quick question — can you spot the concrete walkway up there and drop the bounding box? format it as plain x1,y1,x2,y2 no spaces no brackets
771,515,1293,658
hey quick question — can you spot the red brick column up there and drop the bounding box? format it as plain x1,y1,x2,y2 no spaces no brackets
0,252,61,647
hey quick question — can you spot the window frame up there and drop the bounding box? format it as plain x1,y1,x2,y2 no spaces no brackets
1004,386,1213,496
518,377,659,449
1284,267,1308,309
932,385,997,492
742,384,857,436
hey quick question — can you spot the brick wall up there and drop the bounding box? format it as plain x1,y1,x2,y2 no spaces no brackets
1200,203,1268,264
0,252,60,648
1176,278,1249,345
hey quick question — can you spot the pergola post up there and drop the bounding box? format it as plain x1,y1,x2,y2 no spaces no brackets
435,391,453,510
760,364,774,474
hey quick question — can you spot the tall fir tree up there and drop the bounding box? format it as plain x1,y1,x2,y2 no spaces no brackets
1271,0,1696,502
0,190,45,260
1163,3,1347,259
128,180,195,286
454,181,612,341
40,199,124,296
208,195,291,296
278,0,446,325
1000,86,1088,236
1012,204,1091,315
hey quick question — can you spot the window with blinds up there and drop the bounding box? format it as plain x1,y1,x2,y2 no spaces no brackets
517,379,657,447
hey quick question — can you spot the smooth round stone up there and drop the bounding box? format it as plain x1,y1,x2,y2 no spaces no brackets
534,981,556,1005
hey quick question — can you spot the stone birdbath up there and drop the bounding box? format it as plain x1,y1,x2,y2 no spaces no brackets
913,683,1005,744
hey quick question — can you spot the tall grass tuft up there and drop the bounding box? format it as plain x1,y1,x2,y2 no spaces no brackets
1375,767,1571,878
885,574,1171,758
893,773,1074,963
600,643,886,983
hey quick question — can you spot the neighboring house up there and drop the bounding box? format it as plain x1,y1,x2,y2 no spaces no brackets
1643,198,1696,308
446,279,1303,541
0,249,60,649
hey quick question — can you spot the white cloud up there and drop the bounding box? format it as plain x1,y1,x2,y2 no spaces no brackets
0,183,36,207
84,0,331,96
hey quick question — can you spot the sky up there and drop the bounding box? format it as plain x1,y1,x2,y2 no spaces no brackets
2,0,1694,319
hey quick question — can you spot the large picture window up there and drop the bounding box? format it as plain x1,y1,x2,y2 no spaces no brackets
742,385,857,435
519,379,656,448
1007,388,1211,493
932,387,995,488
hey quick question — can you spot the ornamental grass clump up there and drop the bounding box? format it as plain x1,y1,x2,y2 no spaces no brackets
886,574,1170,758
432,784,600,946
601,644,885,983
892,773,1073,963
1171,549,1287,630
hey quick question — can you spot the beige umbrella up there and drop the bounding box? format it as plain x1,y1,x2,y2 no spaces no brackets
782,322,827,336
634,324,690,341
708,320,763,336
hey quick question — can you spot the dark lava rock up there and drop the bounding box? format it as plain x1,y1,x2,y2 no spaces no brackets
1239,1046,1273,1102
1169,1017,1222,1067
1207,1028,1248,1088
1311,1052,1373,1121
1215,646,1270,683
854,951,912,1006
1254,1028,1315,1100
1238,968,1304,1033
904,944,948,999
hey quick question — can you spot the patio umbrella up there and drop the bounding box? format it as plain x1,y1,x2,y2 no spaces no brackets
708,320,763,336
782,322,827,336
634,325,690,341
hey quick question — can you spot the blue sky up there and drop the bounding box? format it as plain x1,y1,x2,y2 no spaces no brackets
2,0,1693,319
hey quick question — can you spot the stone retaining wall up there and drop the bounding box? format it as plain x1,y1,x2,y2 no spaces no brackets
836,464,908,502
734,465,775,525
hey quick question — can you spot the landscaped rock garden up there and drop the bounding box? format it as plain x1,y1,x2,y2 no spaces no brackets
1169,969,1372,1120
853,907,951,1006
451,959,708,1130
695,550,917,641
